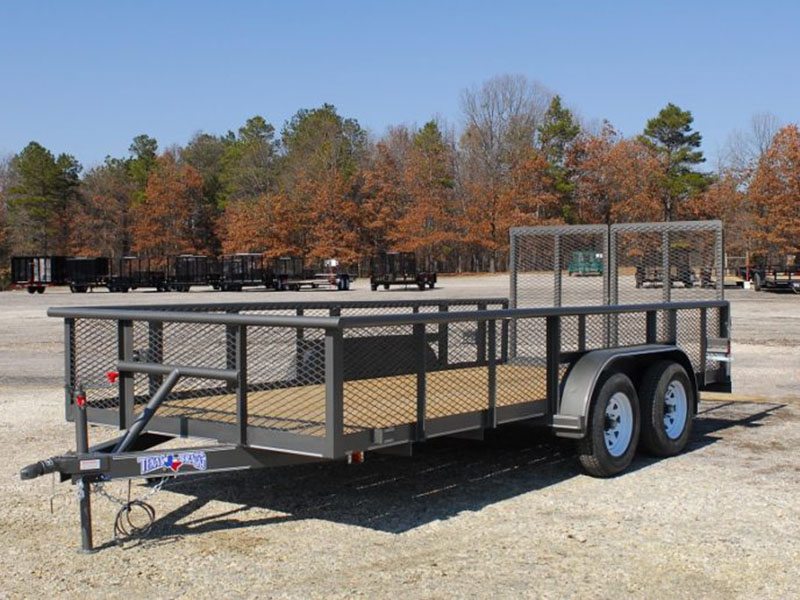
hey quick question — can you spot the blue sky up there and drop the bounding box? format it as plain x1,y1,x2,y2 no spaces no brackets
0,0,797,169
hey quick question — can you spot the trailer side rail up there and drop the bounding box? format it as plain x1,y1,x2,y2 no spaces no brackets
50,298,728,461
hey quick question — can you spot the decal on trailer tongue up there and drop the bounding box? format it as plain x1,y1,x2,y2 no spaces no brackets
137,452,208,475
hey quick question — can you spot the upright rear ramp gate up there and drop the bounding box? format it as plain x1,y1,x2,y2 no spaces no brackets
510,221,723,309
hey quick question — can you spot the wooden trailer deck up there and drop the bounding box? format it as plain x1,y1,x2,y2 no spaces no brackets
146,363,546,436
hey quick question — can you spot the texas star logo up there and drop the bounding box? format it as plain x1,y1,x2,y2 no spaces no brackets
137,452,208,475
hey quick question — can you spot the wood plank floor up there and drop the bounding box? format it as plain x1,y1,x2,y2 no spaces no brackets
153,363,547,436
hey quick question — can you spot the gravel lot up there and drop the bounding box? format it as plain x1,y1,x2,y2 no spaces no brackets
1,276,798,599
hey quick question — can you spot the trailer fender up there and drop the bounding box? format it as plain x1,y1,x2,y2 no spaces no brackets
552,344,696,439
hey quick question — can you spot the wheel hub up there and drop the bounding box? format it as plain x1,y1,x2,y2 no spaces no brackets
603,392,633,458
663,380,688,440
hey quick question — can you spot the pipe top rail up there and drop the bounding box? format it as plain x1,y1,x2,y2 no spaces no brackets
51,297,509,313
48,299,727,330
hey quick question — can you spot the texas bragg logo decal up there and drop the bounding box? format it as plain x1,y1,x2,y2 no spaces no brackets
137,452,208,475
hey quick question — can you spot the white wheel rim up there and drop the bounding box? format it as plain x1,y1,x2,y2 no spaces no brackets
604,392,633,457
663,380,688,439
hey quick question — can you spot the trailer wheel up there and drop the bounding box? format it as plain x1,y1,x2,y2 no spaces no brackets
428,281,435,289
27,286,36,294
417,282,426,291
371,284,378,291
578,372,640,477
383,284,390,290
36,287,45,294
638,361,694,457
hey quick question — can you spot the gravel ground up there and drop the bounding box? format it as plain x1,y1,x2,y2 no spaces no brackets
1,276,799,599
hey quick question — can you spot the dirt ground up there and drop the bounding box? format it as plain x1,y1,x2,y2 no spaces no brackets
1,276,798,599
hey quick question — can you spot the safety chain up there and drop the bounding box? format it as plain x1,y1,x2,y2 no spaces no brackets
90,478,169,544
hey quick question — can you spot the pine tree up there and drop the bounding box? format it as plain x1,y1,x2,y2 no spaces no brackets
640,103,709,220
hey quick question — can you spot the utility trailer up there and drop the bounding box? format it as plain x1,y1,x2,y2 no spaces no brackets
113,256,168,292
567,251,603,276
218,253,273,291
272,256,351,291
21,295,730,551
11,255,69,293
65,257,111,293
369,251,436,291
20,221,732,551
166,255,219,292
748,264,800,293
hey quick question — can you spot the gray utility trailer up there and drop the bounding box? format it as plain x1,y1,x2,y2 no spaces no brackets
20,221,731,551
21,296,730,552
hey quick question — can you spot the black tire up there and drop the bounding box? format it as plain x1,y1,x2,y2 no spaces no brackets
417,282,426,291
638,361,694,457
27,286,36,294
428,281,435,289
36,287,45,294
578,372,640,477
371,284,378,291
383,284,390,290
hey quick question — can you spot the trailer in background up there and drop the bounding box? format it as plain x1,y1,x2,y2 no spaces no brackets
11,256,69,293
368,251,436,291
272,256,351,291
65,257,110,293
219,253,272,291
567,251,603,276
166,255,218,292
112,257,167,292
748,263,800,293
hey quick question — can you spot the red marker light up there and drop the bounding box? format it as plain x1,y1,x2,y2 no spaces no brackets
106,371,119,384
348,451,365,464
75,392,87,408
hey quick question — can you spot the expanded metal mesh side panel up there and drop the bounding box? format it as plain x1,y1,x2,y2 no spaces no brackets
676,309,703,371
446,319,481,365
248,325,326,436
669,229,722,303
500,317,547,406
585,313,610,350
612,229,665,305
155,376,229,415
610,221,723,305
160,322,228,369
342,325,418,432
558,231,608,306
616,312,648,347
74,319,119,409
705,308,722,372
426,322,488,418
512,232,558,308
560,316,580,353
511,225,608,308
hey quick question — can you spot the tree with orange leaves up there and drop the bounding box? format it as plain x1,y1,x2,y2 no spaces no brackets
131,153,213,257
571,124,662,224
462,147,559,270
682,174,750,255
359,128,412,255
390,121,459,271
748,125,800,261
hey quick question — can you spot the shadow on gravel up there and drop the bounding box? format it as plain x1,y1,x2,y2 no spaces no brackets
141,400,784,543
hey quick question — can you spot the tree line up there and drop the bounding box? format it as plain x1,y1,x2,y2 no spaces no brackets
1,74,797,279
